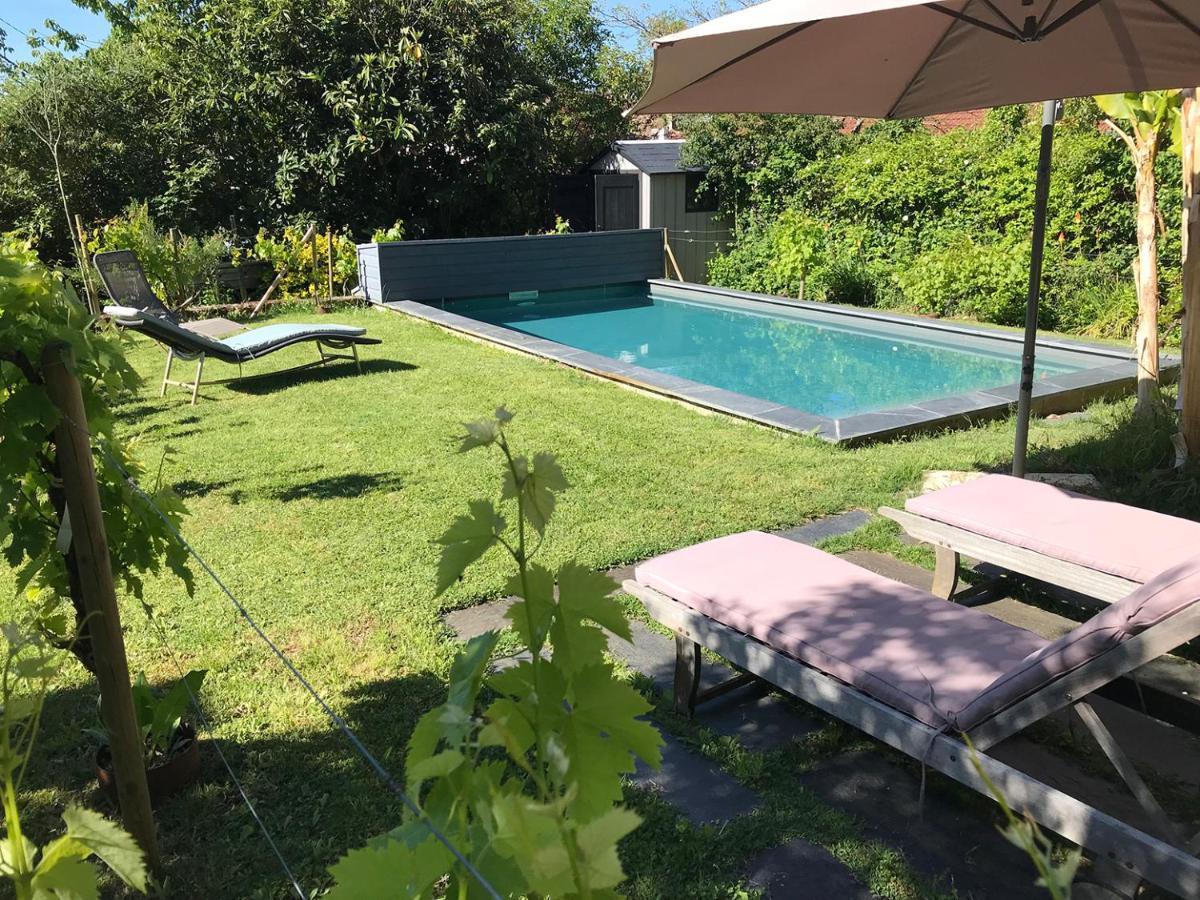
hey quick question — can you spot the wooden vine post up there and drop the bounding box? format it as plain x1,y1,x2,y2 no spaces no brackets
1180,88,1200,456
41,342,160,871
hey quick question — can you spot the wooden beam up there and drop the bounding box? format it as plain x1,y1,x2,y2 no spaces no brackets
42,343,159,870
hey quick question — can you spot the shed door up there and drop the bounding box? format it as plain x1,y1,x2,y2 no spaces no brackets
594,174,639,231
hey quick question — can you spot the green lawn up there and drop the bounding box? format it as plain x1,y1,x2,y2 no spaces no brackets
1,304,1185,898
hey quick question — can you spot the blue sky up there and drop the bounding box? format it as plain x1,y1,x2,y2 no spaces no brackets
0,0,687,62
0,0,110,62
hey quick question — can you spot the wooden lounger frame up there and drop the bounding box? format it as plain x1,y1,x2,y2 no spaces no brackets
879,506,1139,603
624,578,1200,898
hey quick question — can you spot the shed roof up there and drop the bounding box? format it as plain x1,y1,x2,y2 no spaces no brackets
613,139,702,175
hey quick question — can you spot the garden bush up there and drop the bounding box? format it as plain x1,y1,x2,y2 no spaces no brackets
244,220,403,300
697,102,1181,341
894,236,1030,324
84,202,227,310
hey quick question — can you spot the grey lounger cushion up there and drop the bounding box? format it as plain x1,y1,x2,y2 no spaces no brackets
105,306,375,364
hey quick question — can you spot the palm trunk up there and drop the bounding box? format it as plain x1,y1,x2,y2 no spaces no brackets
1181,90,1200,453
1134,140,1161,415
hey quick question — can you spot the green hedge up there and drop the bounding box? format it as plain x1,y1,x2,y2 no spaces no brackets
691,103,1182,341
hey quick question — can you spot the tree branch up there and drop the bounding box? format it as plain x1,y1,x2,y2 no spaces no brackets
0,350,44,386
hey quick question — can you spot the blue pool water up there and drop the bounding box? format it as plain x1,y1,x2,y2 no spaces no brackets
452,285,1088,419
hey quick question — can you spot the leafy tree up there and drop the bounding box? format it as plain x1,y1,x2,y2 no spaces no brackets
327,409,662,898
1095,91,1181,415
1,0,634,256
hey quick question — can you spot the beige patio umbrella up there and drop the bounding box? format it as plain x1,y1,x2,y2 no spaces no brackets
630,0,1200,474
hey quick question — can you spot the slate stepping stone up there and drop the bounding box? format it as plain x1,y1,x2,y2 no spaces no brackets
745,838,873,899
609,620,737,694
696,682,826,752
774,510,870,546
799,750,1045,899
445,598,513,641
630,733,759,825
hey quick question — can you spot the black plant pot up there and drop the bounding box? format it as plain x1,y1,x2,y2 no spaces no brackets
95,722,201,808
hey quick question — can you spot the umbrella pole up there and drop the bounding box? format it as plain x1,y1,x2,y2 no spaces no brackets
1012,99,1060,477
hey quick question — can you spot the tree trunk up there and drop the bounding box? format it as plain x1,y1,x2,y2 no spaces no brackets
1134,140,1161,416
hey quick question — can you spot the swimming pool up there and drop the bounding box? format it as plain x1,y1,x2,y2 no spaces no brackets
382,279,1154,443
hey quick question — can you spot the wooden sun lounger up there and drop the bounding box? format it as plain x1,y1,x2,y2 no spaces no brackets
625,531,1200,898
879,474,1200,604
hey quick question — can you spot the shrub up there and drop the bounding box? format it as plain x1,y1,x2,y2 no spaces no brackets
894,237,1029,324
245,220,404,300
707,211,826,298
817,253,881,307
83,202,227,310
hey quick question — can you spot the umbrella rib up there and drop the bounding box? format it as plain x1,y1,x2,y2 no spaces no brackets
1036,0,1063,32
1146,0,1200,38
1038,0,1106,38
976,0,1025,37
925,3,1023,41
884,5,968,119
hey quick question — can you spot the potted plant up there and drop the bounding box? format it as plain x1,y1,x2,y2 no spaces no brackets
92,669,206,806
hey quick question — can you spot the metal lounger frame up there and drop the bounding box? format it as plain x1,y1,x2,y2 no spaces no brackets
623,577,1200,898
160,339,365,405
879,506,1138,603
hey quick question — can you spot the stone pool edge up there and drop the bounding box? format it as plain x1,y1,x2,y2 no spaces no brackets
376,291,1177,446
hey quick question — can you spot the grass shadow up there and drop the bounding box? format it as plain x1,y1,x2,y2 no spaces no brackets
271,472,406,502
1028,402,1200,519
225,359,417,397
24,669,449,900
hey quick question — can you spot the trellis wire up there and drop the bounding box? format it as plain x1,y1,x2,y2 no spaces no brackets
71,417,503,900
141,609,306,898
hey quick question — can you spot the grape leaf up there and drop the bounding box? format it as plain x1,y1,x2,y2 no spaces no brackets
576,807,641,891
60,807,147,893
502,452,568,536
550,564,627,674
561,668,661,820
503,564,554,652
435,500,503,595
327,832,450,899
458,419,500,453
31,854,99,900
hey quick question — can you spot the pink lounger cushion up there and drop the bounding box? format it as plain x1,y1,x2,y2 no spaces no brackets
634,531,1048,728
636,531,1200,732
954,556,1200,730
905,474,1200,584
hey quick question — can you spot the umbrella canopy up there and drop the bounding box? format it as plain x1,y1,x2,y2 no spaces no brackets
631,0,1200,119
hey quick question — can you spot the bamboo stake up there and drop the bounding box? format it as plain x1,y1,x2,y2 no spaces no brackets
664,229,684,281
309,224,320,298
250,223,317,317
73,213,97,313
326,225,335,300
42,343,159,871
